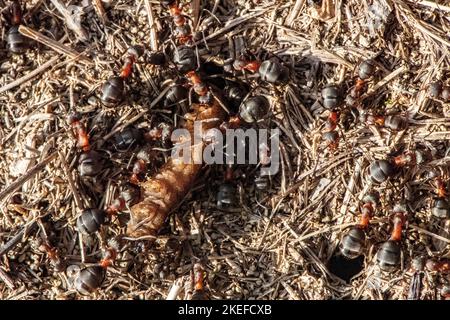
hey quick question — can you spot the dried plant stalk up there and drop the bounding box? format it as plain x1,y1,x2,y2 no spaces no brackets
127,101,225,237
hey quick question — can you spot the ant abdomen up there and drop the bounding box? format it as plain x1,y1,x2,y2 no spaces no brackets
77,208,106,235
368,159,396,184
322,130,339,145
78,150,102,177
224,83,248,112
173,46,196,73
101,76,125,106
358,59,376,80
165,85,188,108
321,84,342,110
239,95,270,124
431,198,450,219
6,25,28,54
339,227,366,259
258,59,289,84
384,115,408,131
74,266,106,295
147,51,166,66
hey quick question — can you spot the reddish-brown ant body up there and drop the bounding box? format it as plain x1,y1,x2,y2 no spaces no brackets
431,177,450,219
376,205,408,271
190,263,210,300
322,111,340,150
68,113,103,177
68,113,90,152
339,191,380,259
100,46,143,106
345,59,376,106
36,238,66,272
368,151,424,184
74,241,119,294
360,113,408,131
6,0,29,54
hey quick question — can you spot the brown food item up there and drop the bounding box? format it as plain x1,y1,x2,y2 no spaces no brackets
127,101,225,237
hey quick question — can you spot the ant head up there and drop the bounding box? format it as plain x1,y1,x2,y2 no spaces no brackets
362,190,381,207
393,203,408,214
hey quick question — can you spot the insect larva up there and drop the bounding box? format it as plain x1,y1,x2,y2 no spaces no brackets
127,101,225,237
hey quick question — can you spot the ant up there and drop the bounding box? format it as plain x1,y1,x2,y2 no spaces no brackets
77,185,140,235
320,84,343,150
68,113,102,177
162,0,193,45
431,176,450,219
224,35,291,85
6,0,29,54
228,43,289,85
359,112,408,131
219,95,270,132
376,204,408,271
36,238,66,272
100,46,143,106
185,263,210,300
68,113,90,152
322,110,339,150
368,150,425,184
74,240,119,295
345,59,377,107
339,191,380,259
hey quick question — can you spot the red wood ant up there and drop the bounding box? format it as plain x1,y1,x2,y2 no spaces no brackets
162,0,193,45
345,59,377,107
339,191,380,259
431,177,449,219
360,112,408,131
376,204,407,271
319,84,344,150
322,111,339,150
36,238,66,272
68,113,90,152
368,151,424,184
100,46,143,106
6,0,29,54
74,240,119,295
68,113,102,177
190,263,210,300
240,57,289,85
